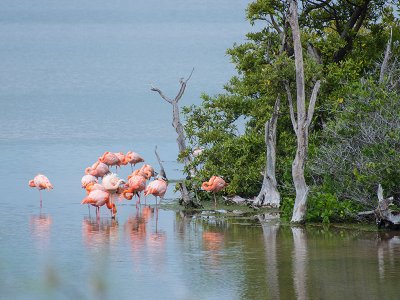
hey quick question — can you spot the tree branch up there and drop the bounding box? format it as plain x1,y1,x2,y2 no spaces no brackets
154,145,167,180
150,85,173,104
285,82,298,135
306,80,321,128
175,68,194,102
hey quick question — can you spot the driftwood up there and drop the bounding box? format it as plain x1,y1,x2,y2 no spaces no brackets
253,97,281,208
151,70,201,208
375,184,400,229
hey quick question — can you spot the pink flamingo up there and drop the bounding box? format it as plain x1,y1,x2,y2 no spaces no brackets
122,174,147,208
114,152,127,171
85,161,109,178
144,177,167,206
28,174,53,208
202,176,228,207
81,189,116,219
99,152,120,171
125,151,145,171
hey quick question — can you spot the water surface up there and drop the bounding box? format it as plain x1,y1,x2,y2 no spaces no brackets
1,1,399,299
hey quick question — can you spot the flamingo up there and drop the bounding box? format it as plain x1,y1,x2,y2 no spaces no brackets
125,151,145,171
102,173,125,212
201,176,228,207
98,152,120,171
139,164,156,180
28,174,53,208
122,174,147,208
85,161,109,178
114,152,127,170
84,182,106,195
81,175,97,189
81,189,116,218
144,177,167,206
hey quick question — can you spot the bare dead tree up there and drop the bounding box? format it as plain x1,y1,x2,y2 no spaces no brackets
151,69,201,208
287,0,321,223
380,27,392,84
253,97,281,207
154,146,167,180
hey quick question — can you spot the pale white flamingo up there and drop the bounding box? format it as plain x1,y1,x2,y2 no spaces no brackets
28,174,53,208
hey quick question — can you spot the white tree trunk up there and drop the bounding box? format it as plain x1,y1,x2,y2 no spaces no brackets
254,98,281,207
288,0,321,223
151,69,201,208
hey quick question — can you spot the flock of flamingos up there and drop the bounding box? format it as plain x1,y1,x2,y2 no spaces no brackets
28,150,228,218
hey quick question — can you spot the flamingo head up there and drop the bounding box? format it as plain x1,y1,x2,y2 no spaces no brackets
28,180,35,187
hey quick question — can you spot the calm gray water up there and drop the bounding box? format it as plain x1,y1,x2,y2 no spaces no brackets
1,1,400,299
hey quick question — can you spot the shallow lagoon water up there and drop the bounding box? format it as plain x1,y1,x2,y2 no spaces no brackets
1,1,400,299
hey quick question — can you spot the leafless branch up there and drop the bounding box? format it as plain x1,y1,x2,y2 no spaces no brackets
284,82,298,135
306,80,321,128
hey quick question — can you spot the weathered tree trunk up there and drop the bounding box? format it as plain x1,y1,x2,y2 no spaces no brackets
253,97,281,207
287,0,321,223
379,28,392,84
151,69,201,208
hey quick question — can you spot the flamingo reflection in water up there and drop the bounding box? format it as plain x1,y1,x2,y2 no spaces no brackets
124,207,151,265
202,231,225,266
30,214,52,249
82,216,119,248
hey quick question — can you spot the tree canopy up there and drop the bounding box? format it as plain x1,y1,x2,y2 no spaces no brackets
182,0,400,222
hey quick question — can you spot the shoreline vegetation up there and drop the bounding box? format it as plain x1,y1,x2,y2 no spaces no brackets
161,1,400,228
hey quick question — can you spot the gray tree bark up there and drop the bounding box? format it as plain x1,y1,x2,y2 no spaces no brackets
379,28,392,84
287,0,321,223
253,97,281,207
151,69,201,208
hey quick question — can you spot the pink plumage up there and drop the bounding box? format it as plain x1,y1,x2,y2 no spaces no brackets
144,178,167,198
85,161,109,178
29,174,53,190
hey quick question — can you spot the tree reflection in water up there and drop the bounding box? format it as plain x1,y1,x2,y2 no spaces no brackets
258,213,280,300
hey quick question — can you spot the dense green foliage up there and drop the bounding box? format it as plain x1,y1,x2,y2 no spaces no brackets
182,0,400,222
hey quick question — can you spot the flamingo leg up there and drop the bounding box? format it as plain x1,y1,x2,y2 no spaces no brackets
39,190,42,208
214,193,216,208
155,205,159,233
130,164,133,172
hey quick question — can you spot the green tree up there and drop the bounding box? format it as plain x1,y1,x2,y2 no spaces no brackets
183,0,399,221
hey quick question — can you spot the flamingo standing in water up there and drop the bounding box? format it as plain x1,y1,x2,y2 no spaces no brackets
202,176,228,207
99,152,120,171
28,174,53,208
81,175,97,189
144,177,167,205
102,173,125,213
125,151,145,171
114,152,127,171
122,174,147,208
85,161,109,178
81,190,116,218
